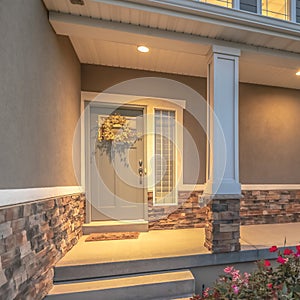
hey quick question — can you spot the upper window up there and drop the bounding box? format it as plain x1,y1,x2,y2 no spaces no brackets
193,0,295,21
262,0,289,20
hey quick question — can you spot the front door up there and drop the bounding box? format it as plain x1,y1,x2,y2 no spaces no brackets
89,105,145,221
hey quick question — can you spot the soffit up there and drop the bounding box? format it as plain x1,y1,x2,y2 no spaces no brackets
43,0,300,89
44,0,300,53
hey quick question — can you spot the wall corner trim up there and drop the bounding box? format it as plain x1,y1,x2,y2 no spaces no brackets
0,186,84,207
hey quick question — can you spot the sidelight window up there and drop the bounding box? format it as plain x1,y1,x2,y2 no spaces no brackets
154,110,177,205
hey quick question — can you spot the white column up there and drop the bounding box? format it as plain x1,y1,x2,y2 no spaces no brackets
204,45,241,196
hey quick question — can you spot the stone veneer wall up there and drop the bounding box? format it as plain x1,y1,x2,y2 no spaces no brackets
241,190,300,225
205,198,240,253
148,191,207,230
0,193,85,300
149,190,300,230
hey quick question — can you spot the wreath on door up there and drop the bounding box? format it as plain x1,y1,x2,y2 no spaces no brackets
97,114,132,143
97,114,137,164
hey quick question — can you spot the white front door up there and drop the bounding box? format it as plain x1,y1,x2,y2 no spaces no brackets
89,106,145,221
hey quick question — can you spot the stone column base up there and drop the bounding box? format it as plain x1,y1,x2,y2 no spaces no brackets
202,195,241,253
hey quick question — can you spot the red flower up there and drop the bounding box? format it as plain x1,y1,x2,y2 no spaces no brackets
269,246,278,253
264,260,271,267
267,283,273,289
296,245,300,254
277,256,287,264
283,248,293,255
224,266,234,274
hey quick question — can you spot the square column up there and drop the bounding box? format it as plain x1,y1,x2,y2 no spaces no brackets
203,45,242,253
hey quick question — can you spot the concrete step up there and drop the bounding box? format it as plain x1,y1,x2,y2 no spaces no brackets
54,254,201,282
45,270,195,300
82,220,148,235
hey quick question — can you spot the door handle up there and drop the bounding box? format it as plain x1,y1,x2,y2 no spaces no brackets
138,160,143,175
138,160,143,184
138,167,143,176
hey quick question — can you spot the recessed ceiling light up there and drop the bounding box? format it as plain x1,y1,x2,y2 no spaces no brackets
137,46,149,53
296,71,300,76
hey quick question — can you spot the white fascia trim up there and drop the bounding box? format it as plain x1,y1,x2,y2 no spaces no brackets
241,184,300,190
92,0,300,38
0,186,84,207
81,91,186,109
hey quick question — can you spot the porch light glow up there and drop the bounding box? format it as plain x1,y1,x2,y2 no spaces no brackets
296,71,300,76
137,46,149,53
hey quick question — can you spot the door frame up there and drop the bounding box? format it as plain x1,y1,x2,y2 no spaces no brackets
80,92,191,224
84,100,148,223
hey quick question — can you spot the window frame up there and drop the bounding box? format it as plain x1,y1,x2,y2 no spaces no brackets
153,108,178,206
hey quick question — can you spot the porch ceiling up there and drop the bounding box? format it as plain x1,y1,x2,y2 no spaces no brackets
44,0,300,89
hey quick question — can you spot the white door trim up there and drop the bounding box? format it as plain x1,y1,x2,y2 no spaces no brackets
81,91,186,108
81,91,213,221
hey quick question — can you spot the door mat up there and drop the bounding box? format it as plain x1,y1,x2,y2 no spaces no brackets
85,232,140,242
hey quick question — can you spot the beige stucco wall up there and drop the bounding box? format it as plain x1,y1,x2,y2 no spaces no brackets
82,65,300,185
239,83,300,184
0,0,81,188
81,64,207,184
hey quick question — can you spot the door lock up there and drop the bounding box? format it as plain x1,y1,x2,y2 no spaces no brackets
138,160,143,176
138,160,143,184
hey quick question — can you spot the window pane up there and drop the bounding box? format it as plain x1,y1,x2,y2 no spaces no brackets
154,110,176,205
297,0,300,23
262,0,289,20
240,0,258,13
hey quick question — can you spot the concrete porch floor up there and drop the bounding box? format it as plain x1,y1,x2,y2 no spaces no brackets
57,222,300,267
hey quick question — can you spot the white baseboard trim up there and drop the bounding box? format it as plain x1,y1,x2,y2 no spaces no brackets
0,186,84,207
241,184,300,191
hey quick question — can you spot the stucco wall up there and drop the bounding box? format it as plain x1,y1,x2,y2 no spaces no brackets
81,64,207,184
0,0,81,189
82,65,300,185
239,83,300,184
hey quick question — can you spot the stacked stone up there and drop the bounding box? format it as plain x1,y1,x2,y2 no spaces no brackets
204,196,241,253
241,190,300,225
148,191,207,230
0,194,85,300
